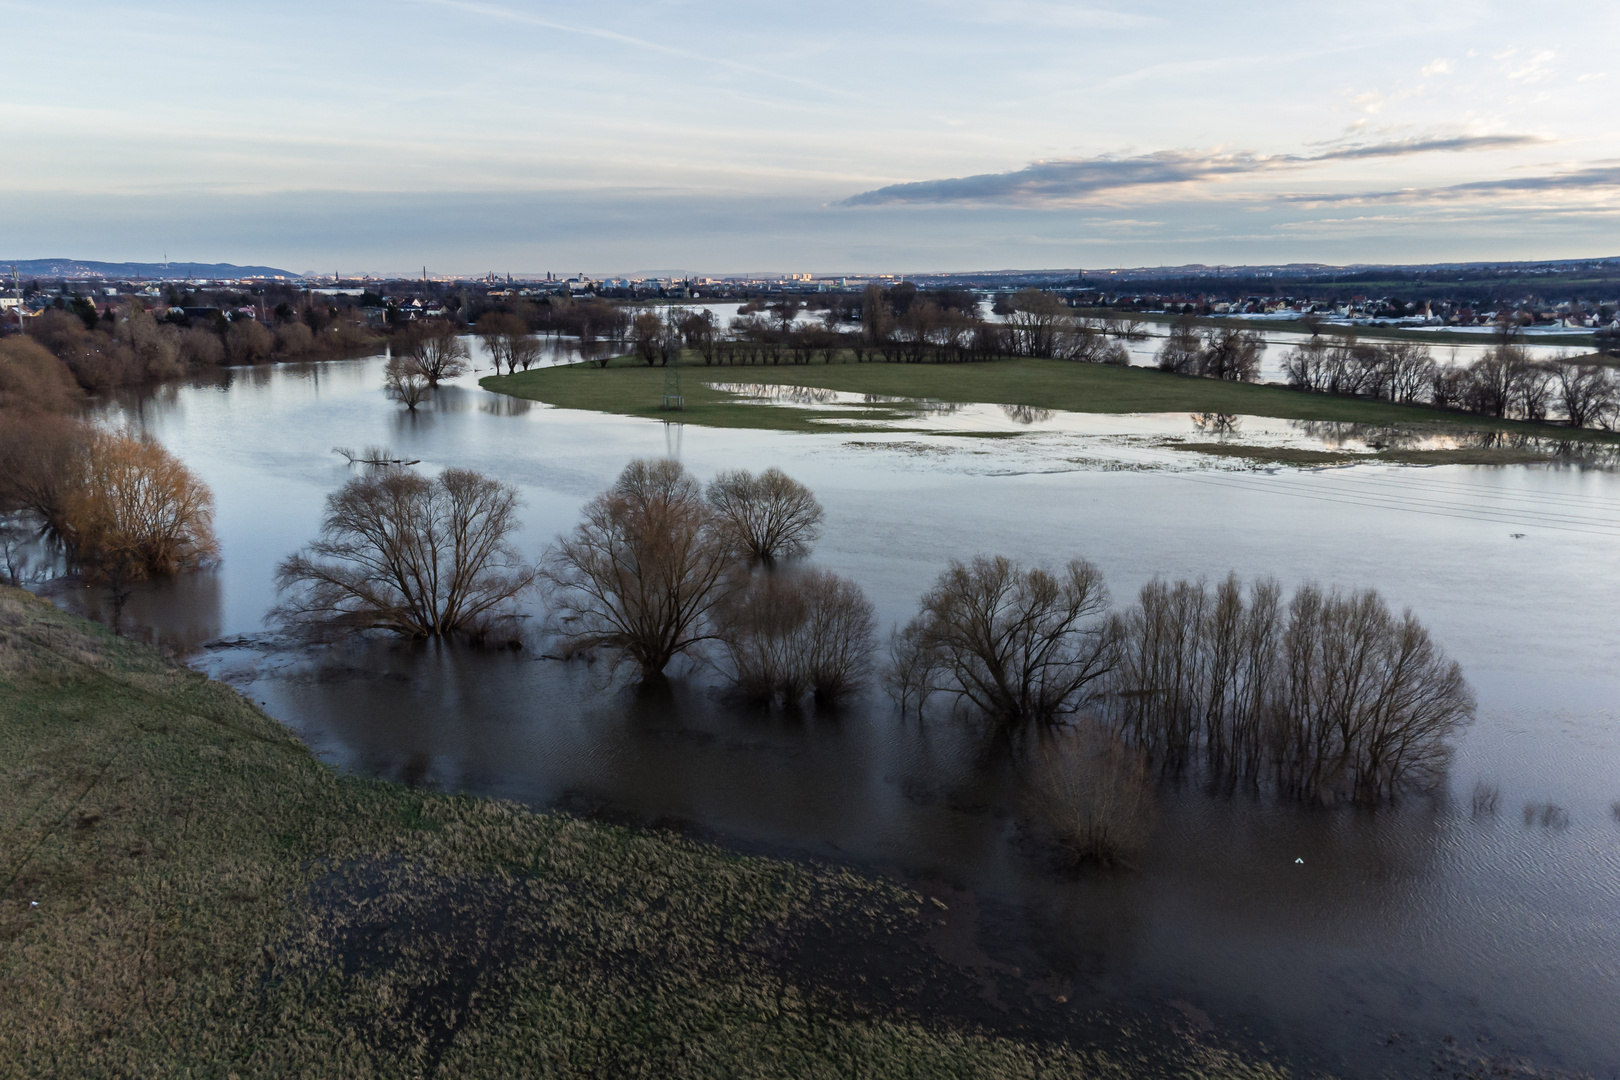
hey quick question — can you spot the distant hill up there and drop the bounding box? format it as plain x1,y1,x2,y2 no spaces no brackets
2,258,301,280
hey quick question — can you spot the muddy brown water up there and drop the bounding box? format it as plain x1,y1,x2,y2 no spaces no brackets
56,355,1620,1077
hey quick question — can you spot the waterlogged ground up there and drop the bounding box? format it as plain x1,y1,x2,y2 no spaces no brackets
699,381,1611,467
63,354,1620,1078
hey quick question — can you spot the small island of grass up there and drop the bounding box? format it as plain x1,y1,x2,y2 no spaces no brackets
481,355,1620,464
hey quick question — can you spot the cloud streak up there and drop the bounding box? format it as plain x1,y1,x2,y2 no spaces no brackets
842,135,1542,206
1288,163,1620,205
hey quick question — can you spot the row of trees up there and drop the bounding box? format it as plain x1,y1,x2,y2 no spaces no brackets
1276,330,1620,429
610,289,1132,369
889,556,1472,806
23,302,379,393
273,447,1473,806
273,458,873,708
0,337,218,626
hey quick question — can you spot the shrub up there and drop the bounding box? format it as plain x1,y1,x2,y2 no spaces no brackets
714,567,876,707
1025,730,1157,867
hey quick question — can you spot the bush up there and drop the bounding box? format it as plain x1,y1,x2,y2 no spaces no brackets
1025,730,1157,867
225,320,274,364
0,337,80,414
61,430,219,584
714,567,876,707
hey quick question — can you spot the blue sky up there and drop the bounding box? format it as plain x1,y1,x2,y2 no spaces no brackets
3,0,1617,275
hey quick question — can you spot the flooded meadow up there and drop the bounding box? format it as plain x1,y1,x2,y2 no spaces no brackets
65,353,1620,1078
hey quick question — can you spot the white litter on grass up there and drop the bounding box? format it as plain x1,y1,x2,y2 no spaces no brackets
1295,858,1304,865
30,901,38,907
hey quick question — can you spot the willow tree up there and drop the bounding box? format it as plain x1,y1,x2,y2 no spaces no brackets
274,467,535,640
893,555,1118,728
706,467,824,568
60,431,219,633
543,459,737,680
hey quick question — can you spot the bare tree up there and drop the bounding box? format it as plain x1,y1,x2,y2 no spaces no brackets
632,311,666,366
895,555,1117,728
1157,317,1205,375
1025,730,1157,867
1106,575,1473,804
273,467,535,640
395,321,469,384
542,459,737,680
475,311,521,374
59,430,219,633
713,567,876,707
510,332,543,372
1381,341,1436,404
384,354,430,410
476,312,540,374
1555,362,1616,429
1199,328,1265,381
0,413,83,538
706,467,825,568
1272,585,1474,804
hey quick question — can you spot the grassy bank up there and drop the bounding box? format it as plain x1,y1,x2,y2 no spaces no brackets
482,355,1618,450
0,587,1285,1079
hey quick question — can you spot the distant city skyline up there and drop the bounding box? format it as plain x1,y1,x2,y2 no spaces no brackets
4,0,1617,274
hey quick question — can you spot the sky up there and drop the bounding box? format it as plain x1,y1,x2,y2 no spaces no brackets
3,0,1618,276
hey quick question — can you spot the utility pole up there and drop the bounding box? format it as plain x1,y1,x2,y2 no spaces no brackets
10,265,23,335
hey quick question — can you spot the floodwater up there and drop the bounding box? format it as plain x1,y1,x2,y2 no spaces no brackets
69,355,1620,1078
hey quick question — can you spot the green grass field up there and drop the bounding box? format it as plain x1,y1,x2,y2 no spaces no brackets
0,586,1289,1079
482,355,1619,452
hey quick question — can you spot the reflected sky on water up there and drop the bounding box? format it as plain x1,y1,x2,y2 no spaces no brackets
71,354,1620,1078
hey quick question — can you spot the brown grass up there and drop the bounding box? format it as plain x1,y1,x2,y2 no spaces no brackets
0,586,1297,1077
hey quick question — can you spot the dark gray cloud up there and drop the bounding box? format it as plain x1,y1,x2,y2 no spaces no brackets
1286,163,1620,205
843,135,1543,206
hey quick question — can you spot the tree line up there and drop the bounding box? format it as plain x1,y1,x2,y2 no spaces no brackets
599,288,1133,369
0,337,218,628
273,451,1472,813
20,299,381,393
889,556,1472,807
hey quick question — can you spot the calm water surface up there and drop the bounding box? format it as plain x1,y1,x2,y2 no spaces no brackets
79,356,1620,1078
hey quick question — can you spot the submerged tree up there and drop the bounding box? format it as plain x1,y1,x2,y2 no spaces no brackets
1105,574,1474,804
395,321,470,385
542,458,737,680
60,431,219,633
384,353,431,410
1025,730,1157,867
706,467,825,567
273,467,535,640
476,312,542,375
713,567,876,707
894,556,1117,728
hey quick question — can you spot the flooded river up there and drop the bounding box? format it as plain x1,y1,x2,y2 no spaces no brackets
70,355,1620,1078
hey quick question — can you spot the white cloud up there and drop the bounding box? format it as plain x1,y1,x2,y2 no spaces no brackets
1421,58,1455,76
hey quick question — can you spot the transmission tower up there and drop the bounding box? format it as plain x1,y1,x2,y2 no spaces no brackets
661,347,684,411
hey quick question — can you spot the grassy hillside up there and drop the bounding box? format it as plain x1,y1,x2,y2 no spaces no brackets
0,587,1285,1079
482,356,1618,450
